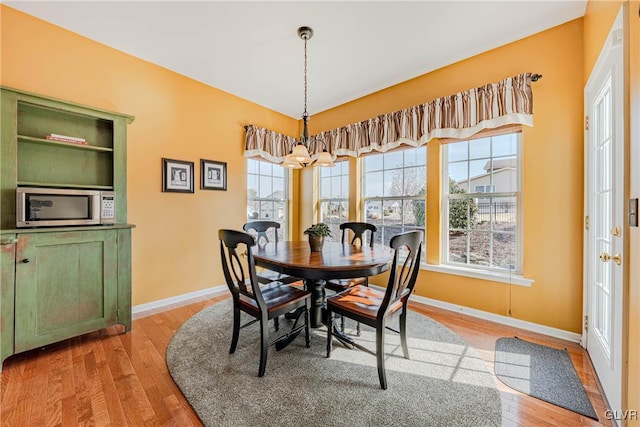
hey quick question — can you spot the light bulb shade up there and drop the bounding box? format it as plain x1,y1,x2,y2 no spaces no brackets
291,144,311,163
282,154,302,169
315,151,335,167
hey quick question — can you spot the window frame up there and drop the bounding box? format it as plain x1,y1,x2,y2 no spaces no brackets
246,158,290,241
318,160,350,242
360,146,427,250
441,133,523,274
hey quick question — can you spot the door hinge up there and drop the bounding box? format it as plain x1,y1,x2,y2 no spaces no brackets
585,115,590,130
584,315,589,331
116,308,120,319
585,215,590,231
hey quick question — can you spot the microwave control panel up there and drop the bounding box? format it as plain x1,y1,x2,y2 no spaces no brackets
101,192,116,223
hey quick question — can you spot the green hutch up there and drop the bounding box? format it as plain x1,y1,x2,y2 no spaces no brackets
0,87,134,369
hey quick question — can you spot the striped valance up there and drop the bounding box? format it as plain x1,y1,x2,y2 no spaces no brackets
244,72,534,163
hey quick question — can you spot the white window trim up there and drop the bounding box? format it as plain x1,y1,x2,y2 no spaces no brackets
421,262,534,287
441,133,523,274
246,158,290,239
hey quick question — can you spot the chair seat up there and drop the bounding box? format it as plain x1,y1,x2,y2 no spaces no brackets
239,281,311,317
326,285,403,321
324,277,366,293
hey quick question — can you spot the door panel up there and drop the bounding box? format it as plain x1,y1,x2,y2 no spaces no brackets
584,8,624,417
14,230,117,352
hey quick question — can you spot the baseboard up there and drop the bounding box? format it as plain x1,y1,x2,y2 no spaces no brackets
132,285,227,315
133,284,582,344
409,293,583,343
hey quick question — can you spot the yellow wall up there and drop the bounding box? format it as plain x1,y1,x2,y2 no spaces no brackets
583,0,626,83
309,20,585,333
0,5,298,305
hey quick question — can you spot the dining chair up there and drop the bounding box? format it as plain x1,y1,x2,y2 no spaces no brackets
324,222,377,334
325,230,423,389
243,221,302,286
219,229,311,377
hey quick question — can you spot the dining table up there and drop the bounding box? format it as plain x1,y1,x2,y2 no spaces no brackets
252,240,394,331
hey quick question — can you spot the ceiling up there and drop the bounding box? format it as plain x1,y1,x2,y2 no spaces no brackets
6,1,587,119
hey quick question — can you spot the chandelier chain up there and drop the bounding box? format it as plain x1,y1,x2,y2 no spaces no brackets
303,37,308,116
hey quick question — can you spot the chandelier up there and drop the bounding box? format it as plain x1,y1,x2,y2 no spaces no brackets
282,26,335,169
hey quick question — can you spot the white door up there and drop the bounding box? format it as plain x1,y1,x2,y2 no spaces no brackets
584,9,624,416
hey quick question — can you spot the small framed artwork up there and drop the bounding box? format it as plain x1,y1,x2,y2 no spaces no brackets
162,158,194,193
201,159,227,191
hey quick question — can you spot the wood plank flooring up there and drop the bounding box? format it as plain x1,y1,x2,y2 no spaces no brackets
0,295,614,426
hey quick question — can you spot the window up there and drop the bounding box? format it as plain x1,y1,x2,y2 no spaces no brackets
362,146,426,247
319,161,349,241
247,158,289,240
443,133,521,272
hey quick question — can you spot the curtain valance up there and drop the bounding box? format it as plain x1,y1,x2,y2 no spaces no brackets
244,72,534,163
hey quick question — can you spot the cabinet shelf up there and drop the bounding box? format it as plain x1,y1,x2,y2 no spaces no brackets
17,181,114,190
17,135,114,152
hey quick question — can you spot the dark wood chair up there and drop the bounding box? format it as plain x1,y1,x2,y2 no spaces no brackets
326,230,423,389
219,229,311,377
325,222,377,334
243,221,302,286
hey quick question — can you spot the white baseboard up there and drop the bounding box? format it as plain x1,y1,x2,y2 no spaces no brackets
409,293,583,343
133,284,582,344
132,285,227,315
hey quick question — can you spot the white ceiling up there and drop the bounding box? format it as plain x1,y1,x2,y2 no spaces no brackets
6,1,587,118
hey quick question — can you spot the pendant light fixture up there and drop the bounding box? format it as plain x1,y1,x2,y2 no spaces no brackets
283,26,334,169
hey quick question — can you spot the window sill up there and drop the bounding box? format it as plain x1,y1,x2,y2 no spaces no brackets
420,263,534,287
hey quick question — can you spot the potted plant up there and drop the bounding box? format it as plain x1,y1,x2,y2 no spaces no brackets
304,223,332,252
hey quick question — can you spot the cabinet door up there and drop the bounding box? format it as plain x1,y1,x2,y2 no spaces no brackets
14,230,118,352
0,233,17,364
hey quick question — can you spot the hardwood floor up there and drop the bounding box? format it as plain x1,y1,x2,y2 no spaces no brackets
0,295,614,426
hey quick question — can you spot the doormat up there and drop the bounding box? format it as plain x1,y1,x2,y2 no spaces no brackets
494,337,598,420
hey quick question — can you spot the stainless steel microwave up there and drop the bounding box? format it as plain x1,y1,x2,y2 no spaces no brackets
16,187,116,228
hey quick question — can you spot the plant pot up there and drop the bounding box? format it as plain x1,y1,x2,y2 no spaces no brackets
308,235,325,252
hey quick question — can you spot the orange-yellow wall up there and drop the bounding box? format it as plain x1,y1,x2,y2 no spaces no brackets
583,0,626,83
0,5,298,305
309,19,585,333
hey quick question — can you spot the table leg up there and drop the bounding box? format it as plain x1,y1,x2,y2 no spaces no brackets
306,279,325,328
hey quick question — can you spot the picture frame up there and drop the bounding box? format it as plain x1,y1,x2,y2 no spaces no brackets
162,158,194,193
201,159,227,191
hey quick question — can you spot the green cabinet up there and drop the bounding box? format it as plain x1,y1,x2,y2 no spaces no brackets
14,229,126,353
0,87,134,368
1,87,133,228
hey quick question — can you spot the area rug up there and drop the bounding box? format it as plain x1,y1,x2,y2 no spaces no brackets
494,337,598,420
166,301,502,427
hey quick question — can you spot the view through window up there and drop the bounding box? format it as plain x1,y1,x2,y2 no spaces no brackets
443,133,521,272
362,146,426,248
319,161,349,241
246,158,289,241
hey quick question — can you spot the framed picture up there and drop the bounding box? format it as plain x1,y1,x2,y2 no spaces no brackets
201,159,227,191
162,158,194,193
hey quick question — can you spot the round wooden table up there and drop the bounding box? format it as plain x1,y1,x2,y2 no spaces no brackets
252,241,393,328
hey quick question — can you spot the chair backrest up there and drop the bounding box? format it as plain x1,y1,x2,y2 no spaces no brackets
379,230,423,318
243,221,281,246
339,222,377,247
218,229,266,308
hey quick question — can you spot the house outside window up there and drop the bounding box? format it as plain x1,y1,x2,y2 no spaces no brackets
247,158,289,241
362,146,426,248
319,161,349,241
443,133,521,272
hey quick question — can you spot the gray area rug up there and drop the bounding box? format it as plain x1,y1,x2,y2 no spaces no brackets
166,301,502,427
494,337,598,420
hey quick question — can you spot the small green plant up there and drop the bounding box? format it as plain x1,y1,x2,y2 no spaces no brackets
303,223,332,237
